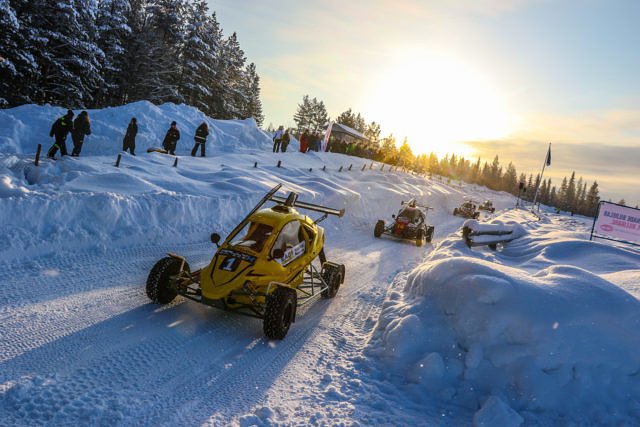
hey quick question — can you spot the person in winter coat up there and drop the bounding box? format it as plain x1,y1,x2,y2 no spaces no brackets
281,129,291,152
70,111,91,157
162,121,180,155
272,125,284,152
191,122,209,157
47,110,74,158
122,117,138,155
299,130,308,153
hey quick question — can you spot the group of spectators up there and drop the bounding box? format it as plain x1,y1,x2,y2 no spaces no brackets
45,111,210,159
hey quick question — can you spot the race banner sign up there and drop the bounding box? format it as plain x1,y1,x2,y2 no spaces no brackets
593,202,640,245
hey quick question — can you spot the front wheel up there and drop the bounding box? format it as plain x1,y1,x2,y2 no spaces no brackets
321,263,344,298
416,228,424,247
264,287,297,339
374,220,385,238
146,257,189,304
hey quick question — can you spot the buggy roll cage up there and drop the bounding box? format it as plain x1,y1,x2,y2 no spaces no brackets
221,184,345,245
400,198,433,211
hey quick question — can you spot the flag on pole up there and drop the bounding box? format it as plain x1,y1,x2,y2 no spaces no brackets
322,121,333,152
545,144,551,166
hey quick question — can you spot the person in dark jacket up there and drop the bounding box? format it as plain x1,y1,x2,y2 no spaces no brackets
122,117,138,155
281,129,291,152
162,121,180,155
47,110,74,158
70,111,91,156
190,122,209,157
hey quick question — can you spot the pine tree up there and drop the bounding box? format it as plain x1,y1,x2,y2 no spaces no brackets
502,162,518,194
293,95,313,131
398,137,413,166
364,121,381,147
585,181,600,216
94,0,132,107
558,176,568,209
179,0,217,111
0,0,36,106
310,98,328,132
336,108,356,129
243,62,264,125
380,134,397,163
217,32,247,118
565,171,577,213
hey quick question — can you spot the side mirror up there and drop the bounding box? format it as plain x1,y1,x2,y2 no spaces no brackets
272,248,285,259
210,233,221,246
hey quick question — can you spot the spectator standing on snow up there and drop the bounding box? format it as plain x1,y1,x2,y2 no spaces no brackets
191,122,209,157
162,121,180,155
299,130,309,153
122,117,138,155
70,111,91,157
47,110,74,158
272,125,284,152
281,129,290,152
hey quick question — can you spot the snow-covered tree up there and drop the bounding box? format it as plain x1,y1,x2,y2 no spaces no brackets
94,0,132,106
242,62,264,126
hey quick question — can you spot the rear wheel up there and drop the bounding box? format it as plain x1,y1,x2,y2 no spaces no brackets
416,228,424,247
453,208,458,216
146,257,189,304
321,263,344,298
264,287,297,339
374,220,384,238
426,226,435,243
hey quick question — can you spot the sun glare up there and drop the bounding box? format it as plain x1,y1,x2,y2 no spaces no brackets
364,52,514,157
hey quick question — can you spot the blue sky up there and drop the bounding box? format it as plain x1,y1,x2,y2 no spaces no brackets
209,0,640,205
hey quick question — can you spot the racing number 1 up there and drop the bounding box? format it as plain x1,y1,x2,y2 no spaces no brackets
221,257,238,271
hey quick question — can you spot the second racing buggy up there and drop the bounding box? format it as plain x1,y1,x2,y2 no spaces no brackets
373,199,435,246
478,200,496,213
146,184,345,339
453,200,480,219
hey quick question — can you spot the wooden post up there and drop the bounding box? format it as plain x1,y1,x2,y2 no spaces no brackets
322,165,326,171
115,154,121,168
361,164,366,171
34,144,42,166
173,157,178,167
309,167,312,172
254,161,257,168
380,164,384,171
338,166,343,172
348,164,352,171
369,162,373,170
277,160,281,168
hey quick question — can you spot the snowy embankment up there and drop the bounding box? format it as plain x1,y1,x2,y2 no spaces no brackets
365,209,640,425
1,102,639,426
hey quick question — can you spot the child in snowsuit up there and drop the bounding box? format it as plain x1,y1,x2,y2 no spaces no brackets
191,122,209,157
122,117,137,155
47,110,74,158
162,121,180,155
70,111,91,156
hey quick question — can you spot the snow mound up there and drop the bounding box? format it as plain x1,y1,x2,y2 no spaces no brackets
366,211,640,425
0,101,272,155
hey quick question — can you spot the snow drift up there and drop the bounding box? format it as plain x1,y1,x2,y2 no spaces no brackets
366,210,640,425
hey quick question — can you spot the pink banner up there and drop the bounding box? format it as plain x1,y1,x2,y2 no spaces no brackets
594,202,640,244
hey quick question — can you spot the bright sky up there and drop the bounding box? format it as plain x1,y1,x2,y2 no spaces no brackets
210,0,640,205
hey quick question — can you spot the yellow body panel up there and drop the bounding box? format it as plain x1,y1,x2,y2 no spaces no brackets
199,206,324,304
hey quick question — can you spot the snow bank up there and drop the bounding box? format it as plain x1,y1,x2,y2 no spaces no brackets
366,210,640,425
0,101,272,155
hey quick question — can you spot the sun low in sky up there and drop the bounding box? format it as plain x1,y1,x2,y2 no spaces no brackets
212,0,639,204
364,49,516,156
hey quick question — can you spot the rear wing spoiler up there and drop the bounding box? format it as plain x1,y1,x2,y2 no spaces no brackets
270,193,345,217
401,199,433,210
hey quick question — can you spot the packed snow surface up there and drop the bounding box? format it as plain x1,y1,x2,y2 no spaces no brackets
0,102,638,426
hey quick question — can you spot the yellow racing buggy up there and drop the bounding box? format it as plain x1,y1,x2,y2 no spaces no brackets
146,184,346,339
